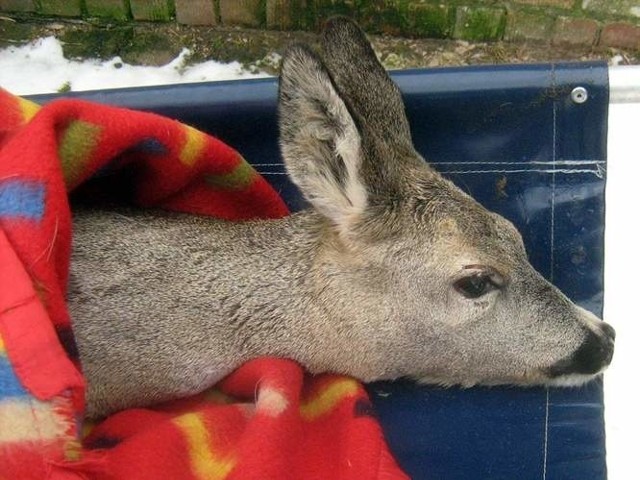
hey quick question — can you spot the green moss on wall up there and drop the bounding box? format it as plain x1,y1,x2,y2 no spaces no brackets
454,6,507,42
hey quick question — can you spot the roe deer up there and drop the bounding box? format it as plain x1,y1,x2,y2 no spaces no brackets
69,17,615,419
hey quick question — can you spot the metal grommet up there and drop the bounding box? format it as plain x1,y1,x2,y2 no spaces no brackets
571,86,588,104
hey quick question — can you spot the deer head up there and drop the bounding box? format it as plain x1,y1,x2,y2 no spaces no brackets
276,17,614,387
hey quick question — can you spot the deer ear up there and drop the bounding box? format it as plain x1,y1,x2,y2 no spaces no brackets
321,16,413,150
278,44,367,231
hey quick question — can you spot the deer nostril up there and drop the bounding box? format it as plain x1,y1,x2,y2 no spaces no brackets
601,322,616,341
548,331,614,378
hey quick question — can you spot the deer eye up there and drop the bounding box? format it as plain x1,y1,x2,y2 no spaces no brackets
454,273,499,299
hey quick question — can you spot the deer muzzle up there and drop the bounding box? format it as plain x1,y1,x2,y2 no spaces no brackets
547,322,615,377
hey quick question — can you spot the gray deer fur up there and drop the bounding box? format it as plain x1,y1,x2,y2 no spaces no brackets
69,17,615,419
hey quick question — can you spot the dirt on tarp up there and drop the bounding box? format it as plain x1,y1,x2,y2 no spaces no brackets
1,16,639,75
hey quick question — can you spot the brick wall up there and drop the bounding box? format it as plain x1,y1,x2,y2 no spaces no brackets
1,1,639,50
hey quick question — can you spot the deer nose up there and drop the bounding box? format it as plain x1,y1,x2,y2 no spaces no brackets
600,322,616,341
548,328,615,378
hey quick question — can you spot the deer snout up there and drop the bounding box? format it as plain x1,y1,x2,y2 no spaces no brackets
548,322,615,378
600,321,616,341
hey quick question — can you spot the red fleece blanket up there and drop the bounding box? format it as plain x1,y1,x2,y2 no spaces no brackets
0,89,409,480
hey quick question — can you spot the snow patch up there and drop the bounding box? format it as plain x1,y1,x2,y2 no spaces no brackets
0,37,272,96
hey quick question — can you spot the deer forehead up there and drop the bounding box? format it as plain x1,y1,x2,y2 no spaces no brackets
406,199,525,277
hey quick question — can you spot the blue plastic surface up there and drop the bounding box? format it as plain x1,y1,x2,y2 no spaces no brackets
30,61,609,479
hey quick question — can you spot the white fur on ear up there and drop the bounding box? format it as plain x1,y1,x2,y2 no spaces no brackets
304,88,367,225
279,45,367,232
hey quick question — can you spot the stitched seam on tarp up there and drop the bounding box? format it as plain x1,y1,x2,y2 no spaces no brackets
257,169,604,177
543,63,559,480
424,169,600,176
251,160,606,167
551,101,557,284
543,387,550,480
